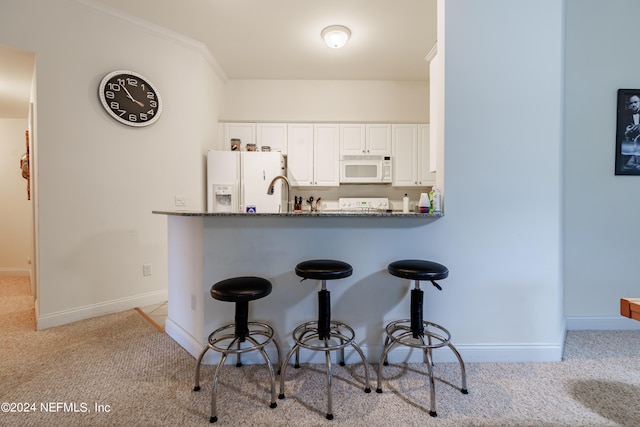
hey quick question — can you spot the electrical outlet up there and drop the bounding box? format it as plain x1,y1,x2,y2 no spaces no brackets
143,264,152,276
191,294,197,311
175,195,186,207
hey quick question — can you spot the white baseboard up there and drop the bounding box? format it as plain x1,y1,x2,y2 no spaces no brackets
0,268,29,276
166,321,565,365
36,289,168,330
566,315,640,330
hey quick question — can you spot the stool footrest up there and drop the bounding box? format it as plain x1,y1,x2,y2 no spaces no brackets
385,319,451,350
292,320,355,352
207,322,275,354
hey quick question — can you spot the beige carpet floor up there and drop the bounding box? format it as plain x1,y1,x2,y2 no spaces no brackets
2,276,640,426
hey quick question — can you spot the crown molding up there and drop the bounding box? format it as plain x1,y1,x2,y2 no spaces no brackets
425,43,438,63
75,0,228,83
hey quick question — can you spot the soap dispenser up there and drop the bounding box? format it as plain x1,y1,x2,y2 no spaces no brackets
418,193,430,213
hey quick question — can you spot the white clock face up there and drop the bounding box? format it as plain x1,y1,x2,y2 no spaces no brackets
98,70,162,127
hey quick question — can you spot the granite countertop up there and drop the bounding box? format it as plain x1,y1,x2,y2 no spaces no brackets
152,210,443,218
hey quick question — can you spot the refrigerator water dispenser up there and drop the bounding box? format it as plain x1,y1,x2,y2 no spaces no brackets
214,186,233,213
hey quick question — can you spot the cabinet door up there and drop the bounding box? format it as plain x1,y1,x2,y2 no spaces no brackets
287,124,314,187
366,124,392,155
392,124,418,186
314,124,340,186
257,123,287,154
340,124,366,155
418,124,436,185
224,123,256,151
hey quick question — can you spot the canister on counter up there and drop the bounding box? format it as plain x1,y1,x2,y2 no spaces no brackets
246,143,257,152
230,138,240,151
246,205,257,213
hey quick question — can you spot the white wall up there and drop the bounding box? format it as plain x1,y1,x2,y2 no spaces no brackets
0,118,32,275
0,0,224,328
221,80,428,123
564,0,640,329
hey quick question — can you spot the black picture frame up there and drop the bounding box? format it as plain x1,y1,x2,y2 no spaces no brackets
615,89,640,175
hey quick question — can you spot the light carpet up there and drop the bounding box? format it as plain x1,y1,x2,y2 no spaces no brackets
1,276,640,426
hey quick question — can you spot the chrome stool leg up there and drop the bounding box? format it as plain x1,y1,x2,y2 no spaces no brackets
281,260,370,420
194,322,279,423
210,352,229,423
325,348,333,419
379,260,468,417
376,319,467,417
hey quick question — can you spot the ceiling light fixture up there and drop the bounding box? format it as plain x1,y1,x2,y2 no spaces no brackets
321,25,351,49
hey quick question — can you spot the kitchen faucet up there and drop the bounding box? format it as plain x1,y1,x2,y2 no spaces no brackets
267,175,291,213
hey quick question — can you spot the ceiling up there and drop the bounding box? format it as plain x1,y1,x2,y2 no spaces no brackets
0,0,436,118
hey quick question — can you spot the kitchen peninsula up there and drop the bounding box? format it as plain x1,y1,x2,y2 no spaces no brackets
154,210,444,365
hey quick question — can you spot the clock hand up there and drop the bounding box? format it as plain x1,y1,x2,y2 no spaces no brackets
120,85,145,107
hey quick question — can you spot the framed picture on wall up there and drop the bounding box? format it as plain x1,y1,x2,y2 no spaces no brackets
615,89,640,175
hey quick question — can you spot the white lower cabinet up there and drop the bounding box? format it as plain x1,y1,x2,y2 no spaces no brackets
392,124,435,187
287,123,339,187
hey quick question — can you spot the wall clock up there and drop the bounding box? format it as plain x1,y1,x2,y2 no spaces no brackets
98,70,162,127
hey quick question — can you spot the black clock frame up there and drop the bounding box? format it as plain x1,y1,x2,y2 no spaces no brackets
98,70,162,127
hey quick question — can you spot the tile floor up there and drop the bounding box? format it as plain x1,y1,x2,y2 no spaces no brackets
137,301,167,331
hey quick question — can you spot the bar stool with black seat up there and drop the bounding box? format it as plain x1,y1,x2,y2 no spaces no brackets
376,259,468,417
193,276,282,423
278,259,371,420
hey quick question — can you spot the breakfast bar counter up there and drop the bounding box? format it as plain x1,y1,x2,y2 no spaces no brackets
152,210,444,218
154,210,446,365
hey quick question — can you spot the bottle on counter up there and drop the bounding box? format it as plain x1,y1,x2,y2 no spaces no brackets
402,193,410,213
431,186,441,213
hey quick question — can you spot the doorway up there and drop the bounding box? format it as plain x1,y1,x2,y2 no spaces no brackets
0,43,36,320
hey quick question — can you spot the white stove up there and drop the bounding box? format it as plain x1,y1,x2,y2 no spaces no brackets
338,197,389,213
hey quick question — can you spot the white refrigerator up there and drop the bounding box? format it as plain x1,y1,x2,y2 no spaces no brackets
207,150,285,213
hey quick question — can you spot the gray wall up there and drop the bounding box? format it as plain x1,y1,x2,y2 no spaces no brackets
564,0,640,329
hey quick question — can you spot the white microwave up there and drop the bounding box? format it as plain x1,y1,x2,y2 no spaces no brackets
339,155,392,183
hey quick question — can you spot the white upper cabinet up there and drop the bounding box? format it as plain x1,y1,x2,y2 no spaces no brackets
340,124,391,156
287,124,314,186
287,123,339,187
418,124,436,186
313,124,340,187
392,124,418,186
256,123,287,154
223,123,255,151
392,124,435,187
340,124,366,155
365,124,392,155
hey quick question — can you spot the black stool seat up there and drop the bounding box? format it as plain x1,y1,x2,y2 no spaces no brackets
211,276,272,302
295,259,353,281
388,259,449,281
